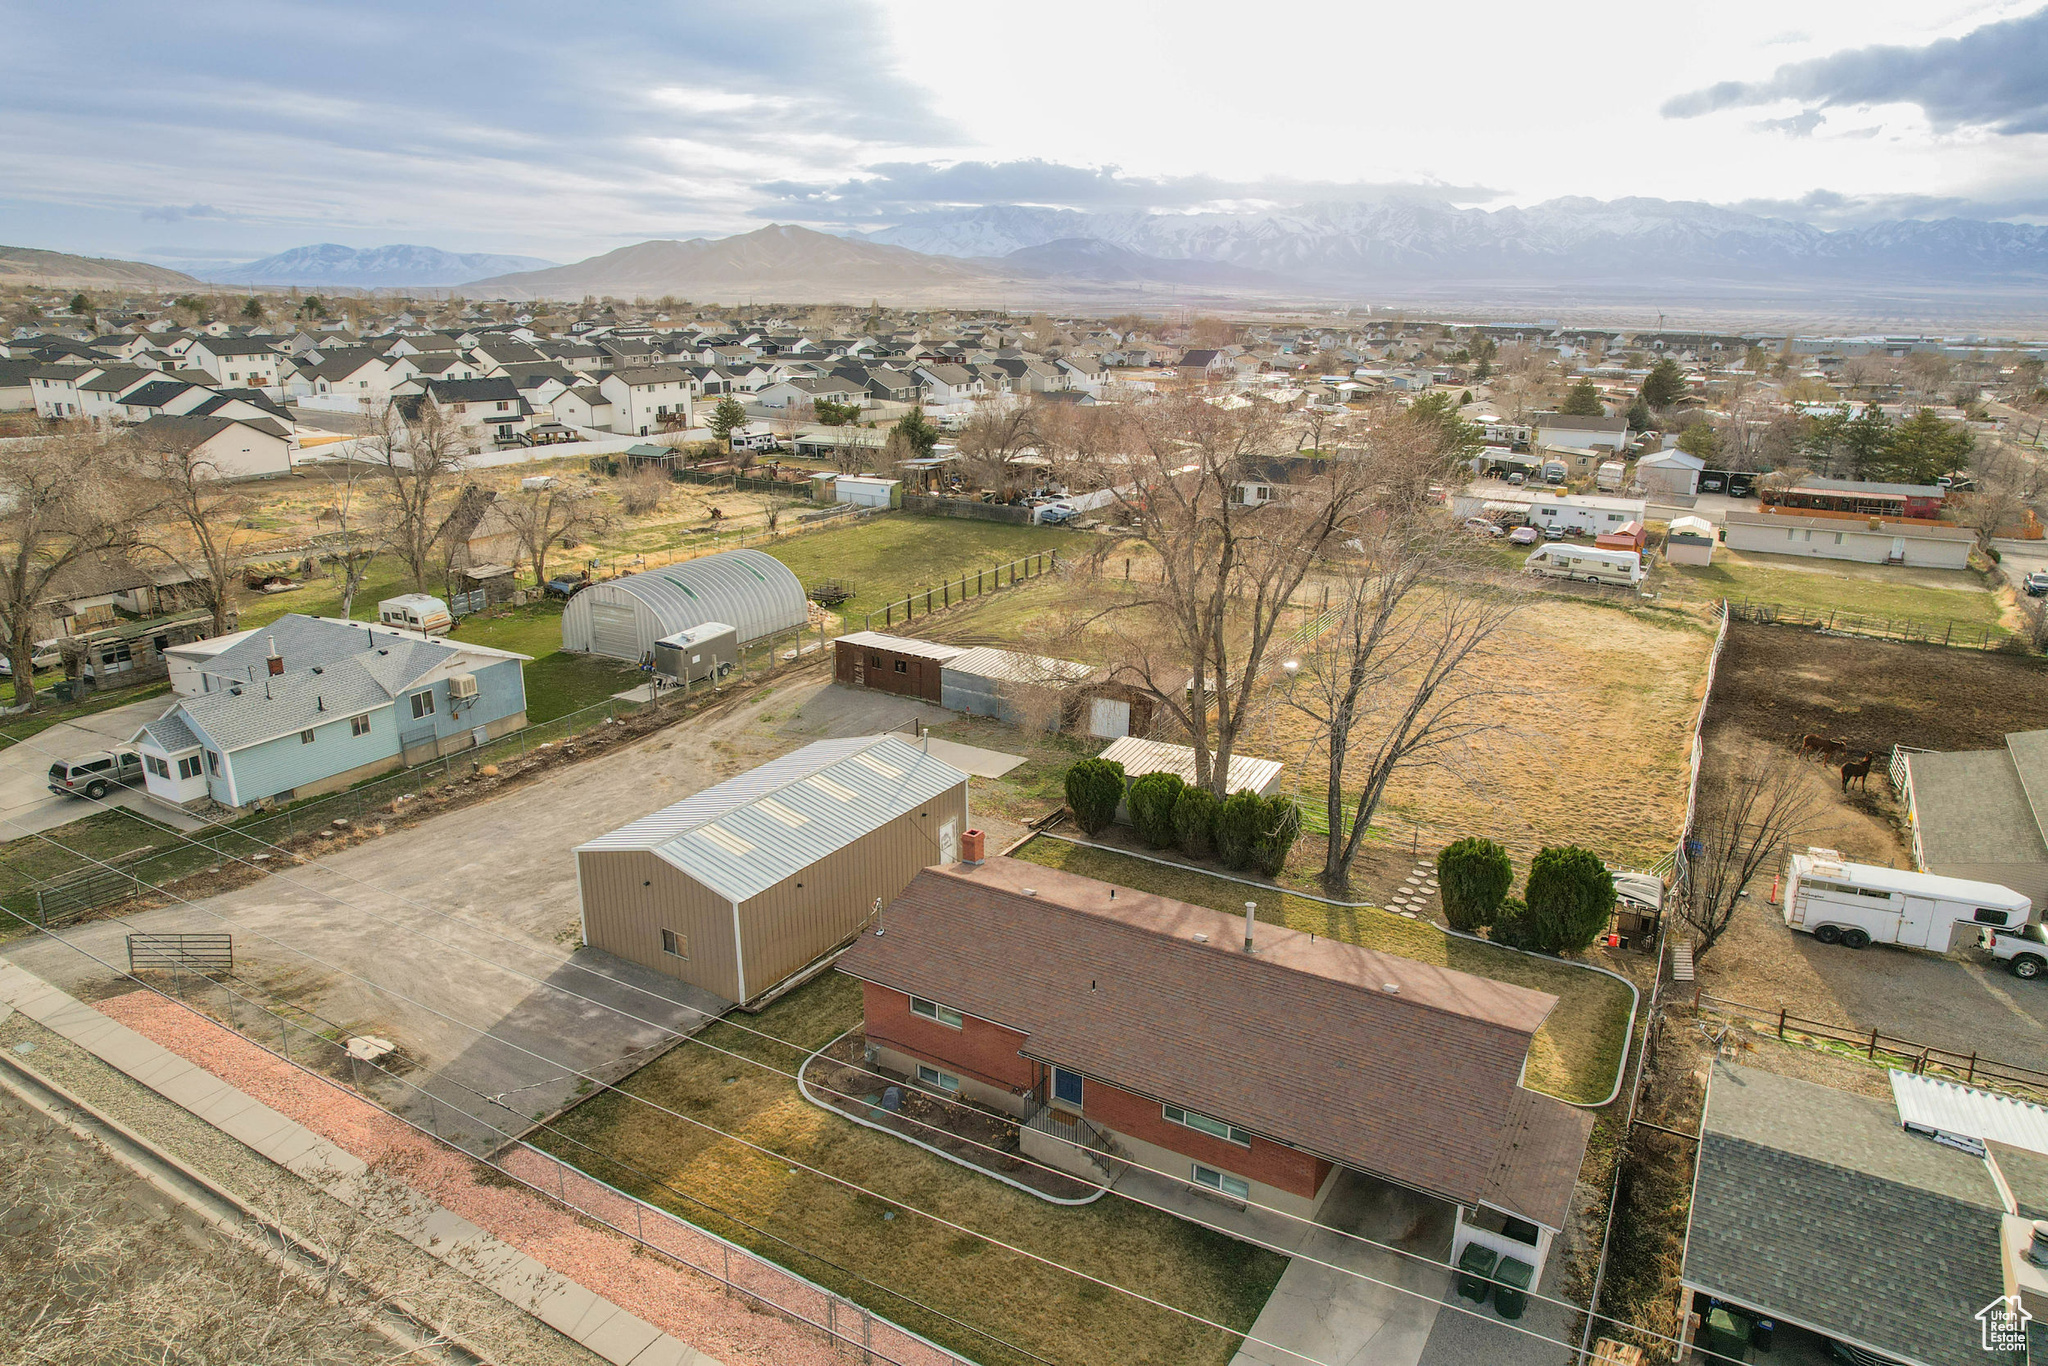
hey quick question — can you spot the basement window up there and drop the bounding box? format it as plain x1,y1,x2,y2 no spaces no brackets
661,929,688,958
916,1064,961,1093
1192,1164,1250,1201
909,996,963,1029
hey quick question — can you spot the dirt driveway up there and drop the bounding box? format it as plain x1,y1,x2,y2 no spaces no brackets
2,664,980,1152
1694,622,2048,1067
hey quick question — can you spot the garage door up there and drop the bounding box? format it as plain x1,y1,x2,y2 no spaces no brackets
1088,697,1131,738
590,601,641,659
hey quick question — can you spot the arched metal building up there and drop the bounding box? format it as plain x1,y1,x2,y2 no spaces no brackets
561,549,808,661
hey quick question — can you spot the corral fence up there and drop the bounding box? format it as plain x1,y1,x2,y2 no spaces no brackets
1725,598,2014,651
448,587,488,619
1651,599,1735,900
1695,991,2048,1099
10,624,825,926
129,958,988,1366
901,494,1035,525
126,932,232,974
1887,743,1932,794
863,552,1059,631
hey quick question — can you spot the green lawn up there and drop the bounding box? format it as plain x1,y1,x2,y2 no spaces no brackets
536,972,1281,1366
1011,837,1634,1107
1656,547,2005,630
0,807,199,934
761,514,1077,623
0,678,172,749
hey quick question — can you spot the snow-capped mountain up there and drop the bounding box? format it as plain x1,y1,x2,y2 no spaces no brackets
198,243,557,288
865,198,2048,288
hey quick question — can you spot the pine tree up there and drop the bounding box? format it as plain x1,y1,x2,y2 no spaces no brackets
1641,358,1687,410
1558,379,1604,416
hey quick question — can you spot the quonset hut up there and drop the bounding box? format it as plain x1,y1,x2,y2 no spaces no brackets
561,549,808,663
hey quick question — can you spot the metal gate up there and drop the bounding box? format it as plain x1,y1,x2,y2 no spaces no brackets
590,601,640,659
449,588,488,618
127,933,233,974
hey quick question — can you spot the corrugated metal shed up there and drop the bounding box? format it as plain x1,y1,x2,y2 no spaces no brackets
1890,1070,2048,1156
941,646,1090,686
578,735,967,902
1096,735,1285,798
561,548,806,657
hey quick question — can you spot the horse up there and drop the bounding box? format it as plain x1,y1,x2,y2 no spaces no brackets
1798,734,1849,764
1840,753,1875,792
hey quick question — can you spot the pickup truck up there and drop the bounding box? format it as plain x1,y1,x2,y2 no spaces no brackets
1983,922,2048,979
48,748,145,800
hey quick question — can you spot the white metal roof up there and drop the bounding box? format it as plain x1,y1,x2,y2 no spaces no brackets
1096,735,1285,796
1790,850,2032,909
593,549,807,645
1668,515,1715,536
577,735,968,903
655,622,735,648
835,631,967,662
942,646,1091,685
1890,1070,2048,1156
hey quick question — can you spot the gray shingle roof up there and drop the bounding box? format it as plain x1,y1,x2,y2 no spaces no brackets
179,654,398,750
1906,744,2048,865
1683,1062,2016,1366
136,710,200,753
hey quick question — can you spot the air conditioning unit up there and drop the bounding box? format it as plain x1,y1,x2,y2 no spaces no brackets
446,673,479,701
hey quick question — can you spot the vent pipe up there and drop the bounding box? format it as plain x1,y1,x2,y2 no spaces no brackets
1244,901,1257,953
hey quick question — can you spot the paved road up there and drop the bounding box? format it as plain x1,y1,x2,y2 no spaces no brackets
0,694,207,843
3,668,954,1153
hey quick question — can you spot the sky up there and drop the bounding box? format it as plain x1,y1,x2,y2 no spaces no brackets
10,0,2048,266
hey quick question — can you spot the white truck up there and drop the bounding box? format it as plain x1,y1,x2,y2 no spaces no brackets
1983,922,2048,980
1782,848,2033,953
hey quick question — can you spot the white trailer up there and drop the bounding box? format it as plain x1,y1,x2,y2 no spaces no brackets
1524,544,1643,586
1782,848,2033,952
1595,460,1625,492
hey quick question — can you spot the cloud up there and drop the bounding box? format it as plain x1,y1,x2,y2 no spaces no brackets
140,203,228,222
754,159,1502,220
1752,110,1826,137
1722,187,2048,226
1663,7,2048,134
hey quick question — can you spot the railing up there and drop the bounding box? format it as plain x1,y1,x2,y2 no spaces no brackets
863,552,1059,632
1693,991,2048,1099
1888,742,1933,794
1020,1102,1125,1182
1725,598,2014,651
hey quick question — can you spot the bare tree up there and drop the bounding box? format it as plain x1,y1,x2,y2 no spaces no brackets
1682,751,1824,957
132,425,256,637
361,400,473,593
0,431,136,709
322,458,377,621
1961,437,2046,547
499,483,610,588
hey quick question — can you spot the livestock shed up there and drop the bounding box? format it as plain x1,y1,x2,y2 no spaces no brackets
560,549,807,662
575,735,971,1005
940,646,1091,729
834,631,963,702
1096,735,1284,824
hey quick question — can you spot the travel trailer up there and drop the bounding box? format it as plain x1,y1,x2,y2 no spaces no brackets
1523,545,1643,586
1782,848,2033,953
377,594,454,636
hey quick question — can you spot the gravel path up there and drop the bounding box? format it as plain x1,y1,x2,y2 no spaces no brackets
92,989,863,1366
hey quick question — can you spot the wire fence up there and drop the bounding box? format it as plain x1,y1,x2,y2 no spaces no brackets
1724,597,2015,651
862,552,1060,631
139,959,982,1366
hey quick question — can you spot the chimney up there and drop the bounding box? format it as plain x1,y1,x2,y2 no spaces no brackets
960,828,985,865
266,634,284,676
1243,901,1257,953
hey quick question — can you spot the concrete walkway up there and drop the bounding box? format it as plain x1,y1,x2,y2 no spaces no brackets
0,961,718,1366
0,693,207,843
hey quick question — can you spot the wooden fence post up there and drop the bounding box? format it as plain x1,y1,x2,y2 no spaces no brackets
1867,1027,1880,1060
1776,1006,1786,1040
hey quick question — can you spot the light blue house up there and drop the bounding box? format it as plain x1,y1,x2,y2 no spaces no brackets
133,613,531,811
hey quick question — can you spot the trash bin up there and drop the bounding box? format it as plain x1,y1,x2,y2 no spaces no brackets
52,681,72,703
1493,1255,1533,1320
1701,1306,1750,1362
1454,1243,1496,1305
1747,1318,1774,1353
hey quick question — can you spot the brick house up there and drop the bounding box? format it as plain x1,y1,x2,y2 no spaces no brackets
837,855,1593,1277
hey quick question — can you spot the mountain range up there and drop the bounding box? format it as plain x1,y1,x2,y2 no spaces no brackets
188,243,557,288
0,245,201,290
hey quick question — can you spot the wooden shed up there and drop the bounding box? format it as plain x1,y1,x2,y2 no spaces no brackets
574,735,970,1005
833,631,964,703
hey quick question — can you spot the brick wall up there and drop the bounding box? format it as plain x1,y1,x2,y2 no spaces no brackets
1081,1076,1332,1199
859,982,1035,1093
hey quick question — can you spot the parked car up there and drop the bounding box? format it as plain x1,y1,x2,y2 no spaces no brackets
1037,502,1081,525
1508,526,1540,545
545,573,591,599
0,641,62,677
47,748,144,800
1463,517,1504,537
1984,922,2048,979
1700,476,1725,493
1543,524,1565,541
2025,570,2048,597
1506,471,1527,486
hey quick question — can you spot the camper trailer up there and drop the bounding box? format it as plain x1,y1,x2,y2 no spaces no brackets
653,621,739,683
377,594,453,636
1523,545,1643,586
1782,848,2033,953
1595,460,1625,492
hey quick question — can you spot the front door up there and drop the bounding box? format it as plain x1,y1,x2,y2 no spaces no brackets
1052,1067,1083,1110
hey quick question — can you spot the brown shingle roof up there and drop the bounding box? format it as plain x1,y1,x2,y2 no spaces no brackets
839,856,1578,1216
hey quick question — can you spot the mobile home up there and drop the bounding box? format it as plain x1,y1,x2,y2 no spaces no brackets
1782,848,2032,952
1523,544,1643,586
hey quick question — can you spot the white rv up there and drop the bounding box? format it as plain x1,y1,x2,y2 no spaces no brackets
377,594,453,636
1524,544,1643,586
1782,848,2033,952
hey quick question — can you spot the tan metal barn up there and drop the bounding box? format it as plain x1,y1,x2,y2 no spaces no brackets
574,735,971,1005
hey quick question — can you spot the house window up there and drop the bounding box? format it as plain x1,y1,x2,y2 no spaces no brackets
178,756,202,781
909,996,963,1028
661,928,688,957
868,654,882,667
917,1064,961,1093
352,714,371,737
893,659,908,673
1163,1104,1251,1147
410,691,435,719
146,754,169,780
300,730,315,744
205,750,221,776
1192,1164,1251,1200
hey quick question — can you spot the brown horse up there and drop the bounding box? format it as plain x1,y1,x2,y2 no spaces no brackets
1840,753,1875,791
1798,734,1849,764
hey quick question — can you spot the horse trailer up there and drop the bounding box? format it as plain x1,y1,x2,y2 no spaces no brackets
1782,848,2033,952
1523,544,1643,586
